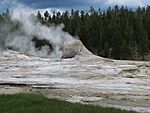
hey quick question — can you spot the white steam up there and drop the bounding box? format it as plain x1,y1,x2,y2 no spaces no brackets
3,4,75,58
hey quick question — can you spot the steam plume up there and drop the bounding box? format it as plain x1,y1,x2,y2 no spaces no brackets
0,3,75,58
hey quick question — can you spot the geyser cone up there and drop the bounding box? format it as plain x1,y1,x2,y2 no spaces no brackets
62,40,92,58
1,4,91,58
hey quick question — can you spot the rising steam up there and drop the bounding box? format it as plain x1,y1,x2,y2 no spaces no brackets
0,4,76,58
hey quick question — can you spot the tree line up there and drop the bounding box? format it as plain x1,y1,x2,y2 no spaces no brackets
38,6,150,60
0,6,150,60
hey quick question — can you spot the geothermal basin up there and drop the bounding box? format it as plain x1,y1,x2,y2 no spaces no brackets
0,40,150,113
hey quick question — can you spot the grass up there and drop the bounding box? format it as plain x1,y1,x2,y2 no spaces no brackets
0,93,138,113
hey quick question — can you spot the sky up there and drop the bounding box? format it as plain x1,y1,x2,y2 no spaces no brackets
0,0,150,13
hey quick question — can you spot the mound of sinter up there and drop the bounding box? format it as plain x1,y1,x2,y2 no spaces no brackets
32,36,92,58
62,39,92,58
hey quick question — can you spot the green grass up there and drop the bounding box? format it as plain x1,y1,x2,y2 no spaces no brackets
0,93,137,113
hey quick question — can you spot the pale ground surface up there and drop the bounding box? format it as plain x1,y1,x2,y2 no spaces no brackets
0,44,150,113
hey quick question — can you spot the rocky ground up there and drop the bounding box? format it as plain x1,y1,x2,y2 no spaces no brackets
0,46,150,113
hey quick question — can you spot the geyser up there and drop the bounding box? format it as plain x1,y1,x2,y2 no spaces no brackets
0,4,84,58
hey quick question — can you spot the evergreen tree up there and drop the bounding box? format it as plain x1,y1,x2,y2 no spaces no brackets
111,30,123,59
44,11,49,21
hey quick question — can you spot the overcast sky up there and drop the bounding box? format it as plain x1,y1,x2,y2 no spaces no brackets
0,0,150,13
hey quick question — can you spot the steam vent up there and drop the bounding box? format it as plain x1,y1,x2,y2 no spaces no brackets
31,37,92,58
